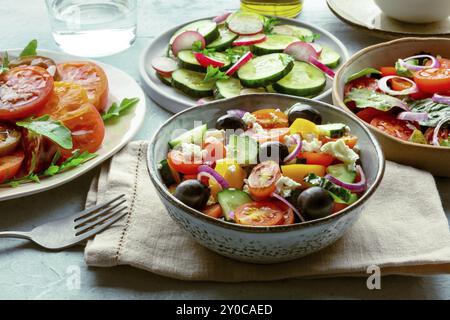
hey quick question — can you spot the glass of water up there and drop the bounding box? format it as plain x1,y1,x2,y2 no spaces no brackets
45,0,137,57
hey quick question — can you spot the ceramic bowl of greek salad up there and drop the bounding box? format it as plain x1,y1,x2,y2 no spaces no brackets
142,10,348,113
333,37,450,177
148,94,384,263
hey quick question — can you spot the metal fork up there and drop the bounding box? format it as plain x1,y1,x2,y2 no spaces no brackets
0,194,128,250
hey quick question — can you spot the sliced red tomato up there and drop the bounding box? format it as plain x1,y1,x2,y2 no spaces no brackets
0,150,24,183
298,152,335,166
380,66,397,77
56,62,109,112
280,206,295,225
424,127,449,144
251,109,289,129
235,201,285,226
244,127,290,144
0,66,54,120
333,202,349,214
344,77,379,97
409,90,433,100
203,136,226,164
21,130,58,174
356,108,387,123
167,150,201,175
370,115,414,141
202,204,223,219
414,68,450,94
247,161,281,199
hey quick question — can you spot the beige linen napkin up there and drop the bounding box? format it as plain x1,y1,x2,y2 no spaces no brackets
84,141,450,281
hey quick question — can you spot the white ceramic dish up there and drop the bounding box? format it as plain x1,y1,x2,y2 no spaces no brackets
0,49,146,201
139,16,349,113
374,0,450,24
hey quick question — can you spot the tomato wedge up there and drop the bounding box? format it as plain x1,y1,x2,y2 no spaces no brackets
56,62,109,112
298,152,334,166
167,149,201,175
251,109,289,129
0,66,54,120
235,201,285,226
414,68,450,94
247,161,281,199
380,66,397,77
370,115,414,141
202,204,223,219
356,108,387,123
0,150,25,183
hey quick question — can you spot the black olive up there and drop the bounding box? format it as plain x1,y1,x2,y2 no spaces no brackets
215,114,247,131
296,187,333,220
174,179,210,210
258,141,289,164
287,103,322,125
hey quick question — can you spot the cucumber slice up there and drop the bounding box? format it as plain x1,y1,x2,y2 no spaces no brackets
172,69,215,98
177,50,231,72
240,87,266,95
317,123,347,138
206,26,238,51
168,124,207,148
326,164,356,184
265,85,276,93
318,46,341,69
272,25,314,39
273,61,326,97
157,73,172,86
170,20,219,44
159,159,176,186
253,34,298,55
237,53,294,88
227,134,258,166
226,11,265,35
215,78,242,99
217,189,252,221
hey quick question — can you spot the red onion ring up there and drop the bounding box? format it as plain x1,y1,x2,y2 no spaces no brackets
227,109,247,118
325,165,367,193
283,134,302,163
399,55,440,72
271,192,306,222
432,116,450,146
432,93,450,105
378,76,419,96
397,111,428,122
197,165,229,189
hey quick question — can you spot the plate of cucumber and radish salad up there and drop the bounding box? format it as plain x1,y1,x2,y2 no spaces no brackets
141,11,349,113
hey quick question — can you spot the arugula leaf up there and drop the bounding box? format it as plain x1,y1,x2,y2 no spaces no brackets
299,33,320,43
102,97,140,121
8,173,40,188
203,65,229,82
395,59,418,78
344,88,407,111
44,150,97,176
408,98,450,127
16,115,73,149
192,40,216,56
264,17,280,33
346,68,381,83
0,51,9,74
19,39,38,57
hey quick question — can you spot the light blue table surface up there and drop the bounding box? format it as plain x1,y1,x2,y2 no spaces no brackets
0,0,449,300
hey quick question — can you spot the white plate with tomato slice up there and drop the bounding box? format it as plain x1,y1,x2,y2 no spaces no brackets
0,49,146,201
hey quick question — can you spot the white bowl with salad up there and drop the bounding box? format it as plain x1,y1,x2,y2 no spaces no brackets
147,94,384,263
333,37,450,177
141,10,349,113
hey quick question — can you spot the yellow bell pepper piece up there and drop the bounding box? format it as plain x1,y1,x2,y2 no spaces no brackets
209,159,246,198
289,118,318,137
281,164,326,186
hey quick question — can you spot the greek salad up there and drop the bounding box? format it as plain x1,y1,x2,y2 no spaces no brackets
159,103,368,226
151,11,341,103
0,40,139,187
344,54,450,147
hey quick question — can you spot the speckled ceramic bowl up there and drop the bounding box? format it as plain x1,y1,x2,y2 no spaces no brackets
147,94,385,264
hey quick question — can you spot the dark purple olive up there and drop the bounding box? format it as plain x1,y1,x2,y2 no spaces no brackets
296,187,333,220
215,114,247,131
174,179,210,210
258,141,289,163
287,103,322,125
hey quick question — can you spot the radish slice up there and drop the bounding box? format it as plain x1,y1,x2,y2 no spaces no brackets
310,56,336,78
172,31,205,57
284,42,335,78
233,34,266,46
151,57,179,76
213,12,232,23
227,14,264,35
194,52,225,68
225,52,253,76
310,43,323,55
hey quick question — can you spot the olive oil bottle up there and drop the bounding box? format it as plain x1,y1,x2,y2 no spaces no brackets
240,0,304,18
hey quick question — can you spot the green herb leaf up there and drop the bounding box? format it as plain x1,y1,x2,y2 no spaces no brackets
8,173,40,188
344,88,406,111
203,65,229,82
19,39,38,57
264,17,280,34
192,40,204,52
102,97,140,121
408,98,450,127
16,115,73,149
299,33,320,43
225,46,250,64
43,150,97,176
0,51,9,74
346,68,381,83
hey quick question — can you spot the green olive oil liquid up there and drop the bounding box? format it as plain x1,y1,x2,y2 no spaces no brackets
240,0,303,18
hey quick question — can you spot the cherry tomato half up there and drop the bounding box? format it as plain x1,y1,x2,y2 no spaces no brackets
0,150,25,183
247,161,281,199
235,201,285,226
370,115,414,141
251,109,289,129
414,68,450,94
167,149,202,175
298,152,335,166
380,66,397,78
202,204,223,219
0,66,54,120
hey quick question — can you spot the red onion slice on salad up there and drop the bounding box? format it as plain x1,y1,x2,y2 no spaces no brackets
197,165,229,189
432,93,450,105
271,192,306,222
283,134,302,163
378,76,419,96
432,116,450,146
325,165,367,193
227,109,247,118
399,54,440,72
397,111,428,122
